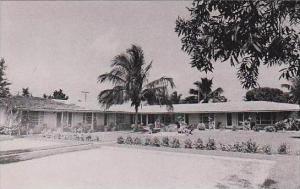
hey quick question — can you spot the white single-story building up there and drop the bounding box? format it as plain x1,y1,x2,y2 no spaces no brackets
0,96,299,134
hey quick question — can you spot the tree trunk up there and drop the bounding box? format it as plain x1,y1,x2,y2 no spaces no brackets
134,108,139,127
134,106,139,131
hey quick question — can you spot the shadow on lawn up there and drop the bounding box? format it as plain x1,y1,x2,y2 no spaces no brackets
259,178,278,189
291,136,300,139
0,154,22,164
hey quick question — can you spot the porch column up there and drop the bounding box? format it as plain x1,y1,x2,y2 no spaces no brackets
114,113,117,126
146,114,149,125
91,112,94,130
140,114,143,125
61,112,64,131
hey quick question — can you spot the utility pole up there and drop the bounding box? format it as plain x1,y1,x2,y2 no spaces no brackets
81,91,90,103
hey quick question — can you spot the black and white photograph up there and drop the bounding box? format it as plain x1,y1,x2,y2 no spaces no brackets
0,1,300,189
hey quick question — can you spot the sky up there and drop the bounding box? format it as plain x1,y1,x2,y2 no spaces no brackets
0,1,285,104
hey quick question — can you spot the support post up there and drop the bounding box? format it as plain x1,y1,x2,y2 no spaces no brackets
146,114,149,125
91,112,94,130
140,114,143,125
61,112,64,131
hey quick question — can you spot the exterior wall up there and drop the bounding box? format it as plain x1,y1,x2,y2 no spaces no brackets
107,113,116,126
43,112,57,129
72,112,84,127
188,114,199,125
0,108,8,126
95,113,105,127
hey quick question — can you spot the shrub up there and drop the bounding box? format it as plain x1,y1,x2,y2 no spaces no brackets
151,137,160,147
162,136,169,147
275,120,286,131
194,138,205,149
220,143,232,151
265,126,276,132
184,139,193,148
232,142,243,152
242,139,258,153
206,138,216,150
170,138,180,148
252,126,260,132
232,125,237,131
277,143,288,154
133,137,142,145
197,123,206,130
144,137,151,146
261,145,272,155
125,136,133,145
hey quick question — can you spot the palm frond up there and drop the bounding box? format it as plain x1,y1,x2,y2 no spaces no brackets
144,77,175,89
98,86,128,109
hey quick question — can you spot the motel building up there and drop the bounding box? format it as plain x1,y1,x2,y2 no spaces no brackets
0,96,299,134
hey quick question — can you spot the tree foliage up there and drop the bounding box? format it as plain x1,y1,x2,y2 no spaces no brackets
98,45,175,125
245,87,289,102
43,89,69,100
185,78,227,103
22,87,31,97
175,1,300,89
0,58,11,98
281,77,300,104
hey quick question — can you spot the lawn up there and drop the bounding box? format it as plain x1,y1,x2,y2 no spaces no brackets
0,146,275,189
1,130,300,189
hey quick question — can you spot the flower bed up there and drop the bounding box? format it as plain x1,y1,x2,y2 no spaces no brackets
41,130,100,142
116,136,290,155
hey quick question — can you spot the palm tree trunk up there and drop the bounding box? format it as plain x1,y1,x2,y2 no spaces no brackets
134,106,139,129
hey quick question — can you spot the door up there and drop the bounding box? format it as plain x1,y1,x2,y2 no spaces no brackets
56,112,62,127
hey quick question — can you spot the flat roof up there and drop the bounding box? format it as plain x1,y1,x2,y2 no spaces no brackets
81,101,300,114
2,97,299,114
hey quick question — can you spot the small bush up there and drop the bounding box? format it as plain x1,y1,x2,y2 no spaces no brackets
278,143,288,154
265,126,276,132
242,139,258,153
197,123,206,130
117,136,124,144
133,137,142,145
275,120,286,131
206,138,216,150
232,142,243,152
144,137,151,146
194,138,205,149
252,126,260,132
261,145,272,155
125,136,133,144
151,137,160,147
232,125,237,131
170,138,180,148
220,143,232,151
184,139,193,148
162,136,169,147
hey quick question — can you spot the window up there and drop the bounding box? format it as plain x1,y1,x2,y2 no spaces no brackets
256,112,272,125
68,113,72,126
238,113,244,126
227,113,232,126
116,114,125,123
104,114,107,125
148,114,155,124
26,111,44,127
83,113,92,124
198,113,214,126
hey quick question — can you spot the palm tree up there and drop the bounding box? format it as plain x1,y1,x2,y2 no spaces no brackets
98,45,175,126
187,78,227,103
170,91,182,104
281,77,300,104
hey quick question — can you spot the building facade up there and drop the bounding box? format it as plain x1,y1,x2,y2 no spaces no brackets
0,96,299,134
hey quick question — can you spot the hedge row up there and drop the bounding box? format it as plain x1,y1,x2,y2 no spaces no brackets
117,136,289,155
